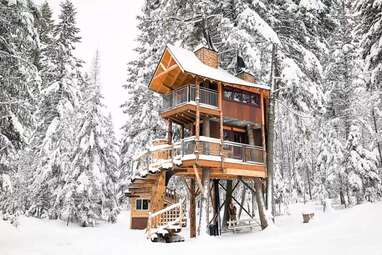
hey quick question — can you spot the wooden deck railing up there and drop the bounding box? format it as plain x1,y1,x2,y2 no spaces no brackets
146,199,184,237
223,141,264,163
162,84,218,110
131,136,265,176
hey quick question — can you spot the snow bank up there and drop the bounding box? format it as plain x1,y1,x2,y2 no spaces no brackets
2,203,382,255
0,203,382,255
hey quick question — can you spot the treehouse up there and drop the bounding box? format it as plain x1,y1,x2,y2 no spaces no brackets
127,44,270,242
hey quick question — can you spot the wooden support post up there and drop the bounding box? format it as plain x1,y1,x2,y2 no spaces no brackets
213,179,220,235
195,78,200,160
260,93,267,167
190,178,196,238
181,125,185,139
218,82,224,170
168,119,173,158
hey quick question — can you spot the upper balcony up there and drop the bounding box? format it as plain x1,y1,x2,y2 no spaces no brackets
160,84,220,124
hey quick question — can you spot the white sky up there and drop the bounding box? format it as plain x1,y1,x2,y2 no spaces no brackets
36,0,145,137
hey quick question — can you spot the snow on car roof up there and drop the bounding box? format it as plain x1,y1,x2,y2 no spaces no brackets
167,44,270,90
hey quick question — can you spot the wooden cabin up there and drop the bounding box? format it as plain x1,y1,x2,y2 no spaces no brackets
128,44,270,240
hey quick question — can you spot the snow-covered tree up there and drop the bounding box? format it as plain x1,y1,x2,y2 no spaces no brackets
0,0,41,215
27,0,83,219
345,125,380,203
55,52,119,226
355,0,382,167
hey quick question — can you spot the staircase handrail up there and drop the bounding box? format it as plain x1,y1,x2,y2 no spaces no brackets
149,199,183,219
146,199,185,239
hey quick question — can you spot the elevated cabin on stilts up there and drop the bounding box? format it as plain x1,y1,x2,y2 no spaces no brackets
127,44,270,242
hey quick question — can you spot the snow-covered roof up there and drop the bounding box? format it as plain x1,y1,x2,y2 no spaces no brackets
166,44,270,90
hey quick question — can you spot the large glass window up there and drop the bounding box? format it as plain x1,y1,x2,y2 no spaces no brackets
223,88,260,107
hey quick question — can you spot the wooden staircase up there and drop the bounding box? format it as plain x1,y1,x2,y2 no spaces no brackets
146,200,187,242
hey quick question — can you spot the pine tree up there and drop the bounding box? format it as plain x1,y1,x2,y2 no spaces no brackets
56,51,119,226
27,0,83,219
0,0,41,216
345,125,380,203
35,1,55,71
355,0,382,167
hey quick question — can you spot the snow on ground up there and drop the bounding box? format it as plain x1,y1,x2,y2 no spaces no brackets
1,202,382,255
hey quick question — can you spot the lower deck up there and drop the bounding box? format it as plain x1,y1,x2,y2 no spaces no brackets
176,157,266,179
145,136,267,179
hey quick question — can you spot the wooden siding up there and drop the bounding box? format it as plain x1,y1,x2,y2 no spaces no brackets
131,217,148,229
223,99,262,124
253,129,263,146
209,121,220,139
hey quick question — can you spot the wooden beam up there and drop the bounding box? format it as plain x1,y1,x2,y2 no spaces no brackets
239,179,257,194
168,119,173,145
168,68,182,87
177,113,193,123
224,168,267,178
128,183,154,189
181,125,185,139
159,62,166,71
166,54,175,68
152,64,179,82
193,164,204,193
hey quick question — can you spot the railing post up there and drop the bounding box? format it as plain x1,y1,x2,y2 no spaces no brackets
187,85,190,102
181,139,184,157
195,78,200,160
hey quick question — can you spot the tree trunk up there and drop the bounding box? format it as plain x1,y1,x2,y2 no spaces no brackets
222,180,233,228
372,108,382,167
213,179,220,235
189,178,196,238
255,178,268,229
338,173,346,207
306,166,312,200
266,44,278,216
238,187,246,219
197,168,210,236
252,182,256,217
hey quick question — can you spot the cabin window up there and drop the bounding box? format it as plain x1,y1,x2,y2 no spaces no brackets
243,93,251,104
251,94,260,105
233,91,243,102
136,199,150,210
223,88,260,107
224,90,233,100
223,129,248,144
